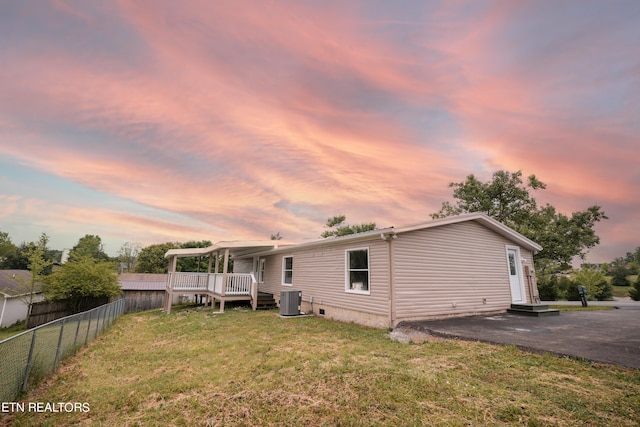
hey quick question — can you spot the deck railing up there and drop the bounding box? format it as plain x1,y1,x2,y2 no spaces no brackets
170,272,209,291
168,272,255,296
224,273,254,295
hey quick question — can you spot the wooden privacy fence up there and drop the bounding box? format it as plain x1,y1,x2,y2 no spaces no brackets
26,297,110,329
123,291,166,312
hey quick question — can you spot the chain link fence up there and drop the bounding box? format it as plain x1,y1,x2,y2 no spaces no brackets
0,298,126,403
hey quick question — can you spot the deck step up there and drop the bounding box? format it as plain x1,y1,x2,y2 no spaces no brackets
256,292,277,310
507,304,559,316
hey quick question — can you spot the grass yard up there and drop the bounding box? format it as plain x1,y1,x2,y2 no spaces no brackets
6,305,640,426
0,321,26,341
549,305,614,312
612,285,631,298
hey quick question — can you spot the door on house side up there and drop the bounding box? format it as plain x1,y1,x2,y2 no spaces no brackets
506,247,525,303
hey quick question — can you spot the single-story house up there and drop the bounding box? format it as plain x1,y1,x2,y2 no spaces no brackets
164,213,542,328
0,270,45,328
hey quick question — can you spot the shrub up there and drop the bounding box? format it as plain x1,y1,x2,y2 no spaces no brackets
43,255,121,312
537,275,559,301
557,275,578,300
610,265,631,286
572,267,612,301
629,275,640,301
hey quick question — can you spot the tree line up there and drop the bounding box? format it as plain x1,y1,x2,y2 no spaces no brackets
0,232,220,314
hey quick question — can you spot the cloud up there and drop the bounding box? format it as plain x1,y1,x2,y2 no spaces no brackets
0,0,638,261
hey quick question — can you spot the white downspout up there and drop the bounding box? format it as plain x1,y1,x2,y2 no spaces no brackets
0,295,8,328
381,231,397,328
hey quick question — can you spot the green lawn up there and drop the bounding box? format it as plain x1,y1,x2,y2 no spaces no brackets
612,285,630,298
549,305,614,312
0,321,27,341
7,306,640,426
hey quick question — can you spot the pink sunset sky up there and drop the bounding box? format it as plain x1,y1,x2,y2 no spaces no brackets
0,0,638,262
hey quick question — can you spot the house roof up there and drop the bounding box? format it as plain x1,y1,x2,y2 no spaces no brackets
393,213,542,252
164,213,542,260
244,213,541,256
118,273,168,291
0,270,43,298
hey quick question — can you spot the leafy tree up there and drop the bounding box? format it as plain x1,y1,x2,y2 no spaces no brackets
0,232,58,273
629,275,640,301
536,275,559,301
610,264,630,286
0,230,16,267
69,234,110,262
321,215,376,238
9,234,51,305
619,247,640,274
43,256,121,312
135,241,236,273
433,171,546,224
26,234,51,304
178,241,213,272
135,242,180,273
270,232,283,240
2,241,31,270
432,170,607,272
572,267,612,301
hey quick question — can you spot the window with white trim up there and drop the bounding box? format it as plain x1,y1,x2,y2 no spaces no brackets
346,248,369,293
257,258,266,283
282,256,293,286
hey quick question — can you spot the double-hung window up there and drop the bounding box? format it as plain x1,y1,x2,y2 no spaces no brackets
346,248,369,294
282,256,293,286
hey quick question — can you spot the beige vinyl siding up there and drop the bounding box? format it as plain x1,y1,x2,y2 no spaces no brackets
232,258,254,274
393,221,528,321
259,238,390,318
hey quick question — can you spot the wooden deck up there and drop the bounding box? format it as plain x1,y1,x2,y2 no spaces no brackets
164,272,259,313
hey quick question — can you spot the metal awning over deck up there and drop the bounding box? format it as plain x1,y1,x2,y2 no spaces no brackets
164,240,294,259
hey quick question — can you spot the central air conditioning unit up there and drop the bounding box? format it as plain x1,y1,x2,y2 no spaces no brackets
280,290,302,316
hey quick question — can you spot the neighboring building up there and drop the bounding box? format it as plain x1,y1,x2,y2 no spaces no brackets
164,213,542,328
0,270,44,328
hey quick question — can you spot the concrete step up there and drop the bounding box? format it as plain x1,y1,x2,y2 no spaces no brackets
510,303,552,311
508,304,559,316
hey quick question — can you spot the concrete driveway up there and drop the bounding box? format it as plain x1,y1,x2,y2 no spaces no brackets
403,305,640,370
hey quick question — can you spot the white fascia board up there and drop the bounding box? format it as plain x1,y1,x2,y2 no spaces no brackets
164,240,297,258
0,290,40,299
164,246,217,258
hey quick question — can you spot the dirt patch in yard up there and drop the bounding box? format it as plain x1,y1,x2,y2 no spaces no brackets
389,325,437,344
